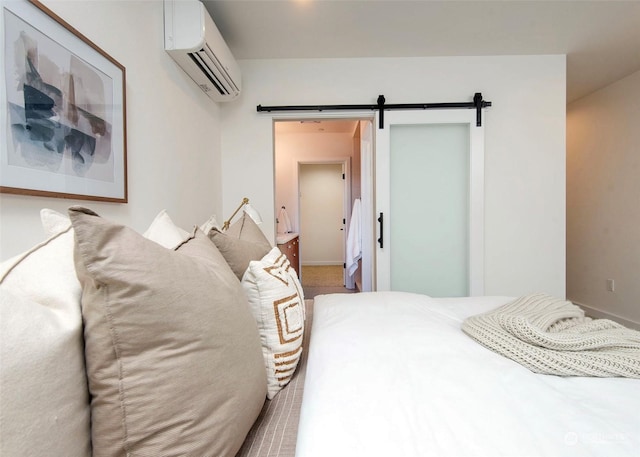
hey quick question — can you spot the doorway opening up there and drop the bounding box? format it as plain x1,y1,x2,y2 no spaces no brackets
299,162,347,286
273,117,374,298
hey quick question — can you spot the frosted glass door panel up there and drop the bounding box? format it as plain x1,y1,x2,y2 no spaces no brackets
390,123,469,296
375,109,484,295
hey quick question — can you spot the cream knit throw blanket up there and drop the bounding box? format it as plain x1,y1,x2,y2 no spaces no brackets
462,294,640,378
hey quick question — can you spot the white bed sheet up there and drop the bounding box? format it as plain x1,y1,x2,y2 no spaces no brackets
296,292,640,457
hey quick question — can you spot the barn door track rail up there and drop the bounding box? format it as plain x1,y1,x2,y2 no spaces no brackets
257,92,492,129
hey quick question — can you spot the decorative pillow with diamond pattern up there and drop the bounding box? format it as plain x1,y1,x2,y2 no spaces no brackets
242,247,305,399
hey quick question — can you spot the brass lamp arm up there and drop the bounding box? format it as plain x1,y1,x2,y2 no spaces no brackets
222,197,249,231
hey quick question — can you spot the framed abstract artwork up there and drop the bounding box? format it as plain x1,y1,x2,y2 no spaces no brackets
1,0,127,202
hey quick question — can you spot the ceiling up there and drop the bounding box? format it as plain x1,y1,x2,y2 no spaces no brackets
204,0,640,103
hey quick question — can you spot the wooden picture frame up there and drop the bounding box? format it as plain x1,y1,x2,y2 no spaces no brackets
1,0,127,202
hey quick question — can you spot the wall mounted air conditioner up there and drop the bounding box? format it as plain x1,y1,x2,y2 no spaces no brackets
164,0,241,102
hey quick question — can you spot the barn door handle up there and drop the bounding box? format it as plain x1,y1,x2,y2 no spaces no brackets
377,212,384,248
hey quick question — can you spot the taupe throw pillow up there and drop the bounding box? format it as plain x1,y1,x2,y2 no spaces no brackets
209,229,271,280
69,207,267,457
225,212,271,249
208,213,272,280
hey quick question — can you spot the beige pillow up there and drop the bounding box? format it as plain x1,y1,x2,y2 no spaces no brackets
209,229,272,280
0,227,91,457
208,212,272,280
69,206,267,457
242,247,305,399
225,212,271,249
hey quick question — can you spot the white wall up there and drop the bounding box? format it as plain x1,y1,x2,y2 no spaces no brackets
567,70,640,327
0,0,223,260
221,55,566,297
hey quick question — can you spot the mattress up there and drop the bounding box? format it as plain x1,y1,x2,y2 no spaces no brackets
295,292,640,457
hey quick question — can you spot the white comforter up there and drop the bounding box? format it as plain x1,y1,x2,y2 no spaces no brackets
296,292,640,457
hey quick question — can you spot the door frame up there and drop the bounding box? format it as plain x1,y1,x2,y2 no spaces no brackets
375,109,485,296
271,113,376,290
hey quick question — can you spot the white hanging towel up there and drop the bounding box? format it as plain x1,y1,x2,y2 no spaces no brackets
277,206,292,233
346,198,362,277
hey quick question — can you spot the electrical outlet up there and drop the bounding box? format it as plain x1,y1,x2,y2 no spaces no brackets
606,279,615,292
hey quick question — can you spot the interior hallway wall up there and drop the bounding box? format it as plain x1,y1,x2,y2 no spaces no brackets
0,0,223,261
567,70,640,327
274,130,355,235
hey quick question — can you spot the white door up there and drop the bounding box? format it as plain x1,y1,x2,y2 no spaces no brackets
375,109,484,296
299,163,345,269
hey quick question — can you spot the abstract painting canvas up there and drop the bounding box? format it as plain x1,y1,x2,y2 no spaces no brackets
1,0,127,202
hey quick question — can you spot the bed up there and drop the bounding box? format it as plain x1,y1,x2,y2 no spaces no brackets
295,292,640,457
4,205,637,457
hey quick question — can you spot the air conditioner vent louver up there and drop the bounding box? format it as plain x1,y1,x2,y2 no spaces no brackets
164,0,241,102
188,51,227,96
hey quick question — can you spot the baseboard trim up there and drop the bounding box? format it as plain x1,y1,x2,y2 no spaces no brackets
573,300,640,330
